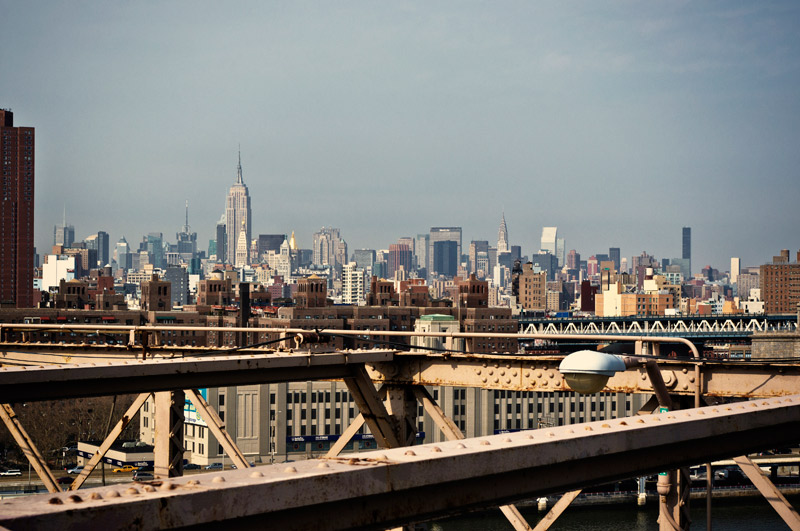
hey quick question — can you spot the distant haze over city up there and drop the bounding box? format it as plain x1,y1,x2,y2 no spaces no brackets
2,2,798,268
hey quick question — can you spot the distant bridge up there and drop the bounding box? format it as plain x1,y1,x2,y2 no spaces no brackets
519,313,797,339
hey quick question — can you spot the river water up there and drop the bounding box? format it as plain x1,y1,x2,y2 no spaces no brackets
429,496,799,530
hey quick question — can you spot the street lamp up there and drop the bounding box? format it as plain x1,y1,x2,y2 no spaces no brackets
558,350,626,394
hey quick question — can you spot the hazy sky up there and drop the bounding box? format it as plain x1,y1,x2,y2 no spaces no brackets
2,1,799,270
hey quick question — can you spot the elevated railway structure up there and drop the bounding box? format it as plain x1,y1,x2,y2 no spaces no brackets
0,323,799,530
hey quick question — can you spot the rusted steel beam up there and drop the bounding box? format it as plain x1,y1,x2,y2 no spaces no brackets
3,395,800,531
0,350,394,403
369,354,800,398
2,348,799,401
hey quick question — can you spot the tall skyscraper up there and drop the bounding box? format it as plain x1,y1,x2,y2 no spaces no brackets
429,227,461,275
0,109,34,307
540,227,557,255
415,233,429,274
53,207,75,248
225,152,251,264
432,240,458,277
682,227,691,277
114,237,131,272
731,257,741,286
497,213,509,254
388,243,412,279
609,247,621,273
84,231,110,267
176,201,197,258
313,227,343,267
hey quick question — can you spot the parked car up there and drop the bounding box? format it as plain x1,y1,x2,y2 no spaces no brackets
67,465,84,475
132,471,153,481
204,463,223,470
183,463,201,470
0,469,21,476
56,476,74,485
112,465,136,473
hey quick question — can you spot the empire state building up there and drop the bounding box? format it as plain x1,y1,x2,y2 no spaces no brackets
225,152,251,264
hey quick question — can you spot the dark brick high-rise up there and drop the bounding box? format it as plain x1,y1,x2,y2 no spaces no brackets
0,110,34,307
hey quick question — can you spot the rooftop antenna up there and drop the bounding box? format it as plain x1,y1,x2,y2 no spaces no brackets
237,145,243,184
183,200,191,233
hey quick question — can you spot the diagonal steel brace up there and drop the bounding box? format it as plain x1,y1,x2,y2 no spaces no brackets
71,393,151,490
0,403,61,493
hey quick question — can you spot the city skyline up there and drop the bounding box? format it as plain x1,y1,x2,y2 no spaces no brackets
2,2,799,269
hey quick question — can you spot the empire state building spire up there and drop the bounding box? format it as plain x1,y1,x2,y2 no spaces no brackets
237,148,244,184
225,149,252,263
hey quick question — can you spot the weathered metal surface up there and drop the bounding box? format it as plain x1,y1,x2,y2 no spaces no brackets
0,350,395,402
368,354,800,398
4,395,800,530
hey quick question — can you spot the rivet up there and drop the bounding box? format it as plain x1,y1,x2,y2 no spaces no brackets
652,417,661,422
527,435,534,439
89,492,103,500
480,440,490,446
186,480,199,485
48,497,63,505
585,426,593,431
566,430,574,434
547,432,555,437
555,380,562,386
524,372,530,378
315,463,328,469
601,423,611,428
476,369,482,375
500,370,505,376
375,454,388,460
284,466,297,473
682,368,688,374
503,438,512,443
641,374,647,380
697,410,705,415
636,419,645,424
482,378,487,383
213,476,226,483
125,487,139,495
488,370,494,376
536,372,542,379
683,384,688,390
160,482,177,491
619,421,627,426
505,378,511,384
431,447,442,453
405,450,416,456
456,443,466,449
142,485,156,493
493,378,499,383
548,372,554,379
107,490,121,497
688,376,695,383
